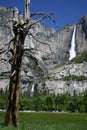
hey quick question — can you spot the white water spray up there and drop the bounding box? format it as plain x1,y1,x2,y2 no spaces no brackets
69,26,76,60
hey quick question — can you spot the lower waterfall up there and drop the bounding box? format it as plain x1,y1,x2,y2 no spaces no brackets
30,84,34,97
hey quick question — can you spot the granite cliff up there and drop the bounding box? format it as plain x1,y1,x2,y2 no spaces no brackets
0,6,87,95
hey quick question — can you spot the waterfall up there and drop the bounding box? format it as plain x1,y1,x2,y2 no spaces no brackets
69,26,76,60
30,84,34,96
30,36,34,48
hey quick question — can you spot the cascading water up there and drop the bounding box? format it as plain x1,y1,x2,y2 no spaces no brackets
69,26,76,60
30,84,34,96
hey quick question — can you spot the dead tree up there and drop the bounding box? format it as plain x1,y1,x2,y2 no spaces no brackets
0,0,58,127
4,0,30,127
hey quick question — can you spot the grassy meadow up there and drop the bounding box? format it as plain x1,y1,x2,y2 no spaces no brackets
0,112,87,130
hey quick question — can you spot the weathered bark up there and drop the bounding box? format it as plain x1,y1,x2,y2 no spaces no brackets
4,0,30,127
5,26,25,127
24,0,30,22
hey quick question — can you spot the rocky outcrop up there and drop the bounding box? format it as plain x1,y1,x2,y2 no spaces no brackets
44,62,87,95
45,80,87,96
0,7,13,48
48,62,87,79
76,15,87,54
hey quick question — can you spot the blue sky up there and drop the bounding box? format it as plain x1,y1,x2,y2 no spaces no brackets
0,0,87,30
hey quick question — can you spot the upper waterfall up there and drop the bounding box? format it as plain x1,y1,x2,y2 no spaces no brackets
69,26,76,60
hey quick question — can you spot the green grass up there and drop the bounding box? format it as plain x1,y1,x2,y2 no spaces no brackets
0,112,87,130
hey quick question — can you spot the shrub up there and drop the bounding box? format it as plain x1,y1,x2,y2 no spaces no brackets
70,51,87,63
63,75,87,81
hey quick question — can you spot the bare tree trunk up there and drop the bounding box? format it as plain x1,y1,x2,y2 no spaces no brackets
4,0,30,127
5,30,25,127
24,0,30,22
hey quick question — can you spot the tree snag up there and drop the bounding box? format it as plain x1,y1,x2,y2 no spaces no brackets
4,0,30,127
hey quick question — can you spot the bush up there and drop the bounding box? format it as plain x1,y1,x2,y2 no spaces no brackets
63,75,87,81
71,51,87,63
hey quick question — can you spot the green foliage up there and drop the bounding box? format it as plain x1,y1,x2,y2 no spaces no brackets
45,95,54,111
1,89,87,113
70,51,87,63
55,93,69,111
19,95,32,110
33,96,43,111
18,91,87,113
66,97,78,112
63,75,87,81
26,57,38,70
0,89,8,109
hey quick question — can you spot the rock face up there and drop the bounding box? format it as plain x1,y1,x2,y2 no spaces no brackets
45,62,87,95
0,7,13,47
45,80,87,96
56,24,74,62
76,15,87,55
0,6,87,95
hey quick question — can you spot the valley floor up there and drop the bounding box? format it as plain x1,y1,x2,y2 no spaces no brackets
0,112,87,130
